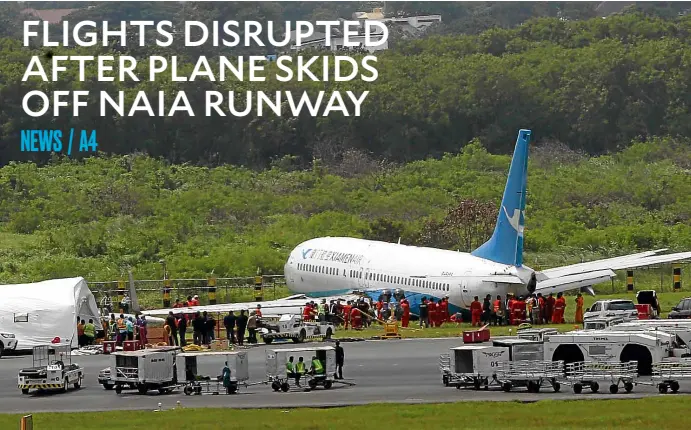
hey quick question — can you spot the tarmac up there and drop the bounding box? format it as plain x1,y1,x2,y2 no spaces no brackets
0,338,686,414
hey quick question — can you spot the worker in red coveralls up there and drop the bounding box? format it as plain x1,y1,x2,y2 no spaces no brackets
350,306,362,329
302,303,313,322
506,294,515,325
342,301,352,329
401,299,410,327
428,299,438,327
512,296,525,325
470,296,482,327
545,293,555,324
552,292,566,324
375,299,383,320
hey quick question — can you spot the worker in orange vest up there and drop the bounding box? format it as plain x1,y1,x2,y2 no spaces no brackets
470,296,482,327
552,292,566,324
342,301,352,329
401,299,410,328
575,293,584,324
511,297,524,325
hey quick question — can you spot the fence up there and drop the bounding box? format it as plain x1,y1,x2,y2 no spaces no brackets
89,275,287,311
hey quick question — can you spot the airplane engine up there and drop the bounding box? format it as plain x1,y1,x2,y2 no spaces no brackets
527,272,537,294
393,289,405,301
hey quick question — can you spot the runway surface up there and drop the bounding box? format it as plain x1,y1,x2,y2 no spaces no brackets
0,338,686,414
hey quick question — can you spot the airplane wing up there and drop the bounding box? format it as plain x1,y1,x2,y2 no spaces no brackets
534,250,691,295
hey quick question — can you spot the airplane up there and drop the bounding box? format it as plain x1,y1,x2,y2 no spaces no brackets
283,129,691,317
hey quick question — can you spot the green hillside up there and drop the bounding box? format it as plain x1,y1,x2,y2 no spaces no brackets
0,136,689,286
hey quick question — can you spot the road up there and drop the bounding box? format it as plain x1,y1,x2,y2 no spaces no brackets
0,338,684,413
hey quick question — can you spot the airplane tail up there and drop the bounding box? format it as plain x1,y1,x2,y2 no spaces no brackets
470,129,531,267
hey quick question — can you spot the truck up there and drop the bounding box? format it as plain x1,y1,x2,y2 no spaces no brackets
583,299,639,322
260,314,335,344
18,344,83,394
0,332,18,358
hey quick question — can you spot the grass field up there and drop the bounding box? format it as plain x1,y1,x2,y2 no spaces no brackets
3,397,691,429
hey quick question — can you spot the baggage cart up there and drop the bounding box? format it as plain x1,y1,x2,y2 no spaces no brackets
495,360,564,393
652,359,691,393
18,344,83,394
439,345,508,390
110,346,181,394
177,351,250,395
565,361,638,394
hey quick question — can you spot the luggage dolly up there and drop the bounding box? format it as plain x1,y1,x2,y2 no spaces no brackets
439,354,500,390
565,361,638,394
651,360,691,394
496,360,564,393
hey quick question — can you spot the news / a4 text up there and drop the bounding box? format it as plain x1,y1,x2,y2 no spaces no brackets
20,129,98,155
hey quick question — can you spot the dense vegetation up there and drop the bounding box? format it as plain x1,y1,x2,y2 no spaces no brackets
0,136,689,285
2,12,691,166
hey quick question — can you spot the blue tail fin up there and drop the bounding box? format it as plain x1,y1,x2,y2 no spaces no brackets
470,129,531,267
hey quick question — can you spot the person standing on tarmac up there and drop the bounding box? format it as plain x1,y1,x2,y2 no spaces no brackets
419,298,429,328
165,311,179,346
335,340,344,379
575,293,584,324
247,311,258,344
295,357,306,386
236,310,248,346
177,313,187,347
470,296,482,327
224,311,236,344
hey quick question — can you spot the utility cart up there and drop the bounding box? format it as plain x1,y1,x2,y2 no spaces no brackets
652,359,691,393
266,346,337,391
565,361,638,394
439,345,509,390
111,346,181,395
260,314,335,344
495,360,564,393
18,344,84,394
178,351,250,395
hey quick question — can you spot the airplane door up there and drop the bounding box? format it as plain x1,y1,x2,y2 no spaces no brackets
460,271,473,307
359,263,370,290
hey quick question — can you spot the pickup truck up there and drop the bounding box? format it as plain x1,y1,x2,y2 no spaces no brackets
583,299,639,322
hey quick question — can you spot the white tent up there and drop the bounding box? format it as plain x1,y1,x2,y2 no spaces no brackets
0,277,101,349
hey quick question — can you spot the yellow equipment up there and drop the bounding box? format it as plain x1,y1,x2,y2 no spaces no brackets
382,322,401,339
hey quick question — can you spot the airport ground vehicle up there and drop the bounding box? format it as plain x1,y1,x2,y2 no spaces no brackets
652,359,691,393
635,290,661,319
582,317,625,330
178,351,249,395
440,345,508,389
0,332,18,357
583,299,639,322
18,344,83,394
266,346,336,391
260,314,335,344
110,346,180,394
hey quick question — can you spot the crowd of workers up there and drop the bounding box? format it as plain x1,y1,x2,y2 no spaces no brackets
469,292,585,326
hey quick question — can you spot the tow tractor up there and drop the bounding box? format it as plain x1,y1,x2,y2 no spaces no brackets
266,346,351,392
260,314,335,344
18,344,83,394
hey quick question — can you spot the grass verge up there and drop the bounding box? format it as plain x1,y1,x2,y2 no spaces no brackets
3,397,691,429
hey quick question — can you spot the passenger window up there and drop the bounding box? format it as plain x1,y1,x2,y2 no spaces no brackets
683,300,691,311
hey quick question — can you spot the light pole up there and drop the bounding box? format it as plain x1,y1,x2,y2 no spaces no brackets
159,259,167,280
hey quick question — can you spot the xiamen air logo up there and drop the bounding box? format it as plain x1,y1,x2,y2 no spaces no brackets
301,249,312,259
502,206,525,237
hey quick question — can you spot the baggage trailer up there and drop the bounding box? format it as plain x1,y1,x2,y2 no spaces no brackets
439,345,509,390
495,360,564,393
177,351,250,395
111,346,181,394
652,359,691,393
492,338,545,361
565,361,638,394
18,344,83,394
266,346,337,392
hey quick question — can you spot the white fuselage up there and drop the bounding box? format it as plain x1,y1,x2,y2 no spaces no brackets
284,237,534,309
